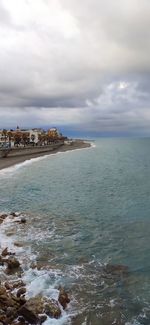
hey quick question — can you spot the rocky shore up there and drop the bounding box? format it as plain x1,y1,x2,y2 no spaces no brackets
0,211,133,325
0,212,70,325
0,140,91,171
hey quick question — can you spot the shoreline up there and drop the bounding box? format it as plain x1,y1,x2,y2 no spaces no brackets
0,140,91,171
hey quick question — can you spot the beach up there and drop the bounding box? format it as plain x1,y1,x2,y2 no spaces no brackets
0,140,91,171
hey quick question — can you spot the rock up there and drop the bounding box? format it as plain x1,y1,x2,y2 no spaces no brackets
10,212,17,217
0,214,7,220
0,256,4,266
18,298,41,324
17,287,26,298
104,264,129,276
6,306,16,318
6,231,16,236
2,248,9,257
0,286,7,296
20,217,26,224
39,314,47,323
12,281,25,289
14,242,23,247
1,247,15,257
18,296,61,324
4,282,13,291
18,296,26,306
6,257,20,270
58,287,70,309
44,299,61,318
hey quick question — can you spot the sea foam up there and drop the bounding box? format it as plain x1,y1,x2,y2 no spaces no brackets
0,142,95,178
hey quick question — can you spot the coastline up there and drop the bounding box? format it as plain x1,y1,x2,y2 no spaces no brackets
0,140,91,171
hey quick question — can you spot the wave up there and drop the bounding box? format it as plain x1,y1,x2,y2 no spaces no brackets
0,212,73,325
0,142,95,178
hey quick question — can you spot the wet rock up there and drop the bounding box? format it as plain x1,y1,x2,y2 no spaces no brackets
0,214,8,220
10,212,17,218
18,296,61,324
103,264,129,276
0,256,4,266
6,257,20,270
0,286,7,296
17,287,26,298
2,247,15,257
13,242,23,247
58,287,70,309
18,297,42,324
2,248,9,257
18,296,26,306
20,217,26,224
39,314,47,324
6,306,17,319
44,299,61,318
6,231,16,237
12,281,25,289
4,282,13,291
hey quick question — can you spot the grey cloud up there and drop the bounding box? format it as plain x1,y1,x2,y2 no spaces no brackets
0,0,150,135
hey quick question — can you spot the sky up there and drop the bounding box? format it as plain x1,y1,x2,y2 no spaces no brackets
0,0,150,136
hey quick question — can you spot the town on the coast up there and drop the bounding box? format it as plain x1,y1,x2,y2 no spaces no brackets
0,126,67,148
0,126,89,160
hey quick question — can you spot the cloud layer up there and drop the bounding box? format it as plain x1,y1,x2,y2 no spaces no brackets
0,0,150,135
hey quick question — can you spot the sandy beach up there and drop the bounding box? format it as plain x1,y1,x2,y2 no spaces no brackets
0,140,91,171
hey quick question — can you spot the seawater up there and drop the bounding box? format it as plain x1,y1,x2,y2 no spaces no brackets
0,139,150,324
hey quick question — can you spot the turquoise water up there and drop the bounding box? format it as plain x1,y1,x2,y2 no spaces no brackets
1,139,150,324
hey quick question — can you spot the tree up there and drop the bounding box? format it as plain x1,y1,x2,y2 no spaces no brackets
31,134,35,146
14,132,22,147
22,133,29,147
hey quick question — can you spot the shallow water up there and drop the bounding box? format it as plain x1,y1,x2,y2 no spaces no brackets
0,139,150,324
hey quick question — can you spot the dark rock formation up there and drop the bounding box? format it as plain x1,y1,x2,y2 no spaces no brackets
58,287,70,309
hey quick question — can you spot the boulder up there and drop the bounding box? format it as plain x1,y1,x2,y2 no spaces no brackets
18,296,61,324
104,264,129,276
44,298,61,318
6,306,17,319
17,287,26,298
2,248,9,257
1,247,15,257
0,214,7,220
20,217,26,224
14,242,23,247
12,281,25,289
4,282,13,291
58,287,70,309
6,257,20,270
10,212,17,217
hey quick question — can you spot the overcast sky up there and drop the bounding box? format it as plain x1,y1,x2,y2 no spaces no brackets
0,0,150,136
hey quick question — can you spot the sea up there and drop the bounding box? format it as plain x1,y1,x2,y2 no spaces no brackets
0,138,150,325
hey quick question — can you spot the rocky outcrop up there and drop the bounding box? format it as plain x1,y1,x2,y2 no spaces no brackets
58,287,70,309
0,208,70,325
103,264,129,276
18,296,61,324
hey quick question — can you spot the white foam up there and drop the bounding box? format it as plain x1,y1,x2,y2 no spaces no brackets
22,268,72,325
0,213,74,325
0,142,94,177
43,314,71,325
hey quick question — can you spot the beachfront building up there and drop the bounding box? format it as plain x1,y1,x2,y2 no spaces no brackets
0,130,15,148
0,127,64,147
21,129,39,145
47,128,60,139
